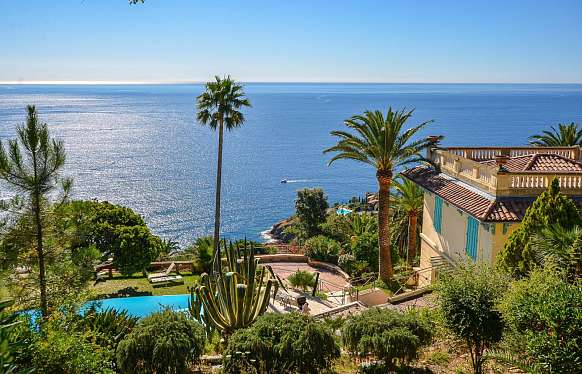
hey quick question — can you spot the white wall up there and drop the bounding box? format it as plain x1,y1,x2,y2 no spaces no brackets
421,193,495,264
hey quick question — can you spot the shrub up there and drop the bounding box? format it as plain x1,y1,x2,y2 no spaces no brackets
435,261,508,374
287,269,316,291
193,236,214,273
0,299,28,373
223,312,340,374
497,179,582,277
80,306,138,352
116,310,206,374
338,253,357,274
113,225,160,275
62,200,161,276
304,235,341,264
342,308,433,370
31,328,115,374
500,267,582,373
351,232,378,272
28,308,116,374
295,188,329,238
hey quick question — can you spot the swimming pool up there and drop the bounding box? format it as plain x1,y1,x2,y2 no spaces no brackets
85,294,191,318
336,207,353,215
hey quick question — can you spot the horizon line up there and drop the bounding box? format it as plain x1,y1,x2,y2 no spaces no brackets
2,80,582,85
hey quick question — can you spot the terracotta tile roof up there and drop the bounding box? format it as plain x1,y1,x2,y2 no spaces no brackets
480,153,582,172
488,197,582,221
402,166,582,222
402,167,494,220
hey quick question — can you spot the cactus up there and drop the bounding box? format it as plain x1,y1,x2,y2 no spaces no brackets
191,241,277,336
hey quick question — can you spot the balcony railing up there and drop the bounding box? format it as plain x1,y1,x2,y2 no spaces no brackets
444,146,582,162
428,147,582,197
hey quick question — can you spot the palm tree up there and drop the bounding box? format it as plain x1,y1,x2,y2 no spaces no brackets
196,76,251,253
0,106,69,317
324,108,434,283
157,238,180,260
392,176,423,266
529,122,582,146
531,225,582,281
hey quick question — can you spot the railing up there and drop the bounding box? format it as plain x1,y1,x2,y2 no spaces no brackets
430,148,499,194
444,146,582,162
501,172,582,194
428,147,582,197
390,267,434,300
265,243,305,255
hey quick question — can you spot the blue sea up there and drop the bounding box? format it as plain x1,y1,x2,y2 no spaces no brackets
1,83,581,243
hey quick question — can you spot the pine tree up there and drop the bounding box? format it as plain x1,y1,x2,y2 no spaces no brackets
497,178,582,277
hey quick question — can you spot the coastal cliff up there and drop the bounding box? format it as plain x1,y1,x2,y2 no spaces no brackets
268,217,297,243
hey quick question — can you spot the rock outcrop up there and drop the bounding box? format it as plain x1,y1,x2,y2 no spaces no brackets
268,217,296,243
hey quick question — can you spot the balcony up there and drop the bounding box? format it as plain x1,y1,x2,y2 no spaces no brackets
428,146,582,197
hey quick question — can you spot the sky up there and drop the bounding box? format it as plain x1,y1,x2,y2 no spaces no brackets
1,0,582,83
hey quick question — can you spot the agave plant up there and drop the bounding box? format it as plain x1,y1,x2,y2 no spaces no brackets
192,241,278,337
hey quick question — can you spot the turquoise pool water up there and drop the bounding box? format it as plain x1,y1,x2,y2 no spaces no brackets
336,207,353,215
85,294,190,318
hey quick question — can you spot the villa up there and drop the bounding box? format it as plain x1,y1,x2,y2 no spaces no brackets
403,142,582,283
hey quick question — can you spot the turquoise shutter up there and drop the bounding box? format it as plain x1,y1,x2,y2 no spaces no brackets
465,217,479,260
434,196,443,233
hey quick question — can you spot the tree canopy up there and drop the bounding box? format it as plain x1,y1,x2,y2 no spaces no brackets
294,188,329,239
62,200,160,275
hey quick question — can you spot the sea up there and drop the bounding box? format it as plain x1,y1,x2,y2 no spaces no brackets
1,83,581,244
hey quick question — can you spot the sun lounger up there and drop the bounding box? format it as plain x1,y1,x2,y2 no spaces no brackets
147,262,176,280
149,274,184,285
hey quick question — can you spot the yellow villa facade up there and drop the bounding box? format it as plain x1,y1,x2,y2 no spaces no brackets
403,143,582,282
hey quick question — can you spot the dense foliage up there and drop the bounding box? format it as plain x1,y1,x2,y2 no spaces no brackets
497,178,581,277
80,306,138,355
342,308,432,370
116,310,206,374
0,299,27,374
223,312,340,374
304,235,341,264
294,188,329,239
500,267,582,373
435,261,508,374
31,324,115,374
350,232,379,274
531,225,582,281
62,200,161,276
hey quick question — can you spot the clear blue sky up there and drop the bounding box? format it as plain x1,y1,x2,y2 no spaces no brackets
1,0,582,83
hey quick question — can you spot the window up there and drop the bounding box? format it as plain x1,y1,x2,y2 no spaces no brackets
466,216,479,260
434,196,443,233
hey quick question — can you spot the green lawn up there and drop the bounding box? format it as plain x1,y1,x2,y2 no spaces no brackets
90,273,201,298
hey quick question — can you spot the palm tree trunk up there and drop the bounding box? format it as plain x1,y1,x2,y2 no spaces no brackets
213,119,224,253
377,171,393,283
407,211,418,266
